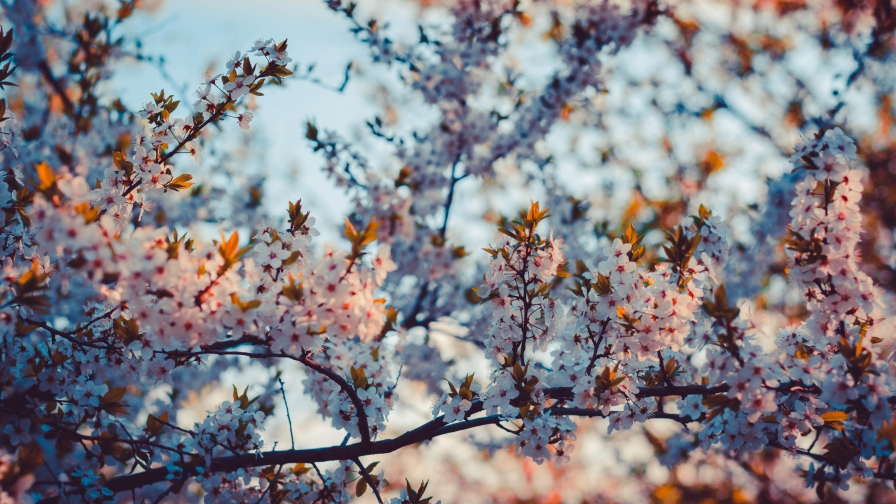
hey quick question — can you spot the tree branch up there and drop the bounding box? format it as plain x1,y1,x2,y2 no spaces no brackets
353,458,384,504
545,383,730,401
99,387,867,496
279,377,296,450
37,61,75,115
20,303,122,350
297,352,372,445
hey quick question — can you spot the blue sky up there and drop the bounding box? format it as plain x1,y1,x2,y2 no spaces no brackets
111,0,423,238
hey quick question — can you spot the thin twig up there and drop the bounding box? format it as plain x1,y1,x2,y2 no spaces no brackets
352,458,384,504
151,479,183,504
21,303,122,349
440,157,465,239
37,61,75,115
52,427,194,457
657,351,674,387
279,377,296,450
149,414,197,437
252,464,281,504
298,352,371,445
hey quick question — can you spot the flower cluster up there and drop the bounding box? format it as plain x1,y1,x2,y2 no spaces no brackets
469,204,579,463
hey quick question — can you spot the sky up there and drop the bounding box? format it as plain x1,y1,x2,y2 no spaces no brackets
111,0,423,237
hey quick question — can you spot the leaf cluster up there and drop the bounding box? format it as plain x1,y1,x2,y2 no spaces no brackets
701,285,745,363
397,479,436,504
501,360,541,417
621,223,646,263
785,230,825,267
353,461,382,497
344,217,380,259
280,274,305,303
497,201,551,244
701,284,740,323
216,231,254,276
702,393,740,422
594,361,626,394
111,150,134,177
113,317,142,346
230,293,261,313
166,173,195,192
663,224,701,282
12,259,51,314
145,412,169,438
350,366,372,390
165,229,194,260
445,374,477,401
0,26,17,92
286,199,314,236
641,357,684,387
232,384,261,411
567,259,613,299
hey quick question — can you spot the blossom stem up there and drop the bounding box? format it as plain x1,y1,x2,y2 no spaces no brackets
352,458,384,504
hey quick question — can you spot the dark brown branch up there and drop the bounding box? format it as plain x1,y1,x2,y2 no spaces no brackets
20,317,110,349
20,304,121,348
767,440,828,463
585,320,610,376
279,378,296,450
439,157,464,239
100,385,851,496
105,400,509,494
53,428,193,457
297,352,372,445
657,351,674,387
203,336,266,351
37,61,76,115
103,413,458,494
545,383,730,401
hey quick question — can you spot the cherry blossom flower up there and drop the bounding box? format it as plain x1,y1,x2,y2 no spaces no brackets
238,111,254,130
